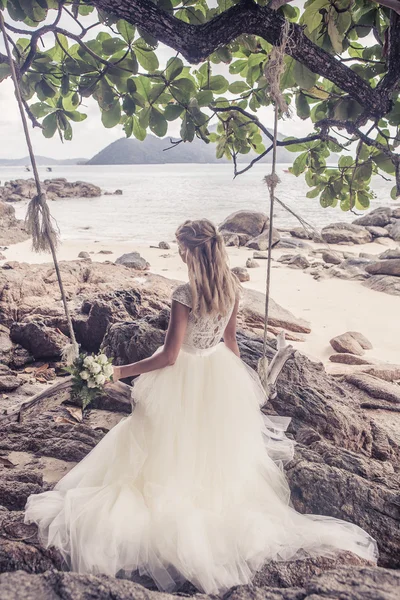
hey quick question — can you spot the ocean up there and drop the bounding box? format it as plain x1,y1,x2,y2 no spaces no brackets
1,163,397,244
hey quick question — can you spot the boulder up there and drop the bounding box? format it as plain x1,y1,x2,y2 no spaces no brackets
365,259,400,277
288,254,310,269
365,226,390,238
77,251,90,259
329,354,374,365
115,252,150,271
289,227,313,240
0,374,23,392
392,206,400,218
102,320,166,367
246,228,281,250
0,201,29,246
246,258,259,269
375,237,392,246
386,220,400,241
363,275,400,296
158,241,170,250
379,247,400,260
219,210,268,238
10,321,69,360
277,237,312,250
222,232,240,247
231,266,250,282
346,331,373,350
353,207,392,228
0,179,101,202
239,288,311,334
329,333,369,356
321,223,373,245
322,251,342,265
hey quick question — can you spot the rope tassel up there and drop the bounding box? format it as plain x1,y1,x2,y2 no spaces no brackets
25,193,60,253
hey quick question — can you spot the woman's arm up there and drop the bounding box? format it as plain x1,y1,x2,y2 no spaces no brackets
223,296,240,357
113,300,190,381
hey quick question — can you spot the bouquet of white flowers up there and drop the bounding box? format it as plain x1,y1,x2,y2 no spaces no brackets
66,352,114,410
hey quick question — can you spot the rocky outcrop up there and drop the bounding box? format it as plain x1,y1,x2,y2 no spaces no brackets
329,332,372,356
10,321,69,360
246,228,281,250
321,223,372,245
363,275,400,296
0,202,29,246
0,179,101,203
353,207,392,228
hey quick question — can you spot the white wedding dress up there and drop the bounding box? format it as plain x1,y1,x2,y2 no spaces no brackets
24,283,378,594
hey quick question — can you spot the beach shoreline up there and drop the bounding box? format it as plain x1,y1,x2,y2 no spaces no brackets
1,235,399,368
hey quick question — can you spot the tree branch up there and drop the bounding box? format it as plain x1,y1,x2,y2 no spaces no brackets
91,0,389,118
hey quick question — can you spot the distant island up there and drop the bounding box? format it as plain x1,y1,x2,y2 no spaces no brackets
86,131,296,165
0,156,87,167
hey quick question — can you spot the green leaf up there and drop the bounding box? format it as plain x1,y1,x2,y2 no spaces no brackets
30,102,54,118
293,61,318,90
372,153,395,175
42,112,58,138
101,101,121,128
228,81,249,94
216,46,232,63
205,75,229,93
102,38,127,56
338,155,353,168
62,92,80,112
302,0,329,34
133,116,147,141
306,187,322,198
196,90,214,106
181,112,195,142
327,15,343,54
0,62,10,83
291,152,308,176
354,162,372,182
295,92,310,119
124,116,133,137
64,111,87,122
355,190,370,210
164,104,184,121
149,107,168,137
229,59,248,75
165,57,184,81
123,94,136,116
134,41,159,71
391,186,399,200
116,20,136,43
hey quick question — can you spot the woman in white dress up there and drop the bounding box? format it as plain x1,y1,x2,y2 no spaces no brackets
24,219,378,595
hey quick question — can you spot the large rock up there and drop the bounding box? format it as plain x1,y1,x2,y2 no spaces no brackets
289,227,313,240
353,207,392,228
329,332,369,356
321,223,373,245
231,266,250,282
365,259,400,276
219,210,268,238
365,225,390,238
10,321,69,360
115,252,150,271
239,288,311,334
0,202,29,246
379,247,400,260
246,227,281,250
363,275,400,296
322,251,342,265
346,373,400,404
386,220,400,241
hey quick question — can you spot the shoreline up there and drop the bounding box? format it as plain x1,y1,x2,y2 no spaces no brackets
1,236,399,367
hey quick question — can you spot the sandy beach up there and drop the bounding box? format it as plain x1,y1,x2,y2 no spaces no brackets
2,235,399,367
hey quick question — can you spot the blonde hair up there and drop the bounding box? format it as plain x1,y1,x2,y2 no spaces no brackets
175,218,238,317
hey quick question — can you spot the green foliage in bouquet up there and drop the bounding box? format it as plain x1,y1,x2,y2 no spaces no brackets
65,352,114,410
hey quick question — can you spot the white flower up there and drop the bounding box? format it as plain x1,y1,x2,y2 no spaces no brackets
87,380,97,388
104,364,113,379
97,354,108,365
89,362,101,375
83,356,94,368
95,374,106,386
80,370,89,381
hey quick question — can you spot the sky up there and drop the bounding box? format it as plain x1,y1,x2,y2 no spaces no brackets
0,1,311,160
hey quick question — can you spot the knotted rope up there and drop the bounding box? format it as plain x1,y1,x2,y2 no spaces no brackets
257,20,293,393
0,11,79,363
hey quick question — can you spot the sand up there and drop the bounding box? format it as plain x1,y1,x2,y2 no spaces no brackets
1,236,399,367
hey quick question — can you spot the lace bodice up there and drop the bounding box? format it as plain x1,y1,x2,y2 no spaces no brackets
172,283,234,350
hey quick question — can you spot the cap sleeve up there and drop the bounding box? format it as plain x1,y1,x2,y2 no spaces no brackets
171,283,192,309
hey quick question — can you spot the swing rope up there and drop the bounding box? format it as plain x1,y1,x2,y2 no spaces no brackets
257,20,293,393
0,11,79,363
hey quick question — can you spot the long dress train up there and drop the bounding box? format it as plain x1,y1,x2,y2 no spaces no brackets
24,283,378,594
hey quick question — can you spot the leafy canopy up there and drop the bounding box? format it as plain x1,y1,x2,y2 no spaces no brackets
0,0,400,211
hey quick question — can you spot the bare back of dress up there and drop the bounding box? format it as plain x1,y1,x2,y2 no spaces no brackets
172,283,234,351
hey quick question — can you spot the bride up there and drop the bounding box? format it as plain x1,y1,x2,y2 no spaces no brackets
24,218,378,595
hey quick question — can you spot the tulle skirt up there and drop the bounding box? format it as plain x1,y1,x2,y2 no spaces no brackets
24,343,378,594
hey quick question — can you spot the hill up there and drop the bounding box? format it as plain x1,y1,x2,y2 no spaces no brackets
86,132,296,165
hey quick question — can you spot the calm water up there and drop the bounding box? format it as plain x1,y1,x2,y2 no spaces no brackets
1,164,397,244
